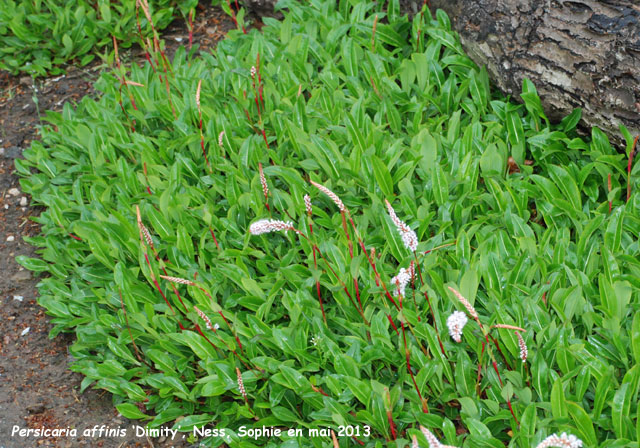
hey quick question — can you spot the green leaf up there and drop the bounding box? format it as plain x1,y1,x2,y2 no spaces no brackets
550,377,568,419
612,383,632,439
432,164,448,206
116,403,149,420
632,313,640,364
372,155,394,198
16,255,49,272
567,401,597,446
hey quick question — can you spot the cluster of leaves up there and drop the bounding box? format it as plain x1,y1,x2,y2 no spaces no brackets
16,0,640,446
0,0,197,76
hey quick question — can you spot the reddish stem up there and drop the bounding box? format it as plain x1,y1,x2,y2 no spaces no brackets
309,222,327,324
402,322,426,412
608,173,612,213
341,211,363,313
627,135,638,202
209,228,221,251
387,314,399,335
218,310,243,354
296,231,368,325
387,410,397,440
477,340,485,384
346,215,400,310
119,289,152,368
144,252,184,329
413,254,446,355
200,136,211,169
261,129,270,150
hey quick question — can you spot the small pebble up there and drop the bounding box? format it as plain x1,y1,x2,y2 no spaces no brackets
174,37,183,42
0,147,4,156
21,327,30,336
3,204,8,209
19,197,27,206
13,295,24,302
6,235,15,242
8,188,20,196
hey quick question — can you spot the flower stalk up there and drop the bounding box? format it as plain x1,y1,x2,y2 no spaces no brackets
627,135,638,202
259,162,270,212
305,195,326,324
446,286,520,425
195,80,211,169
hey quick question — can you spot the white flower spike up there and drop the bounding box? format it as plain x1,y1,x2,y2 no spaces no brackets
535,433,583,448
385,200,418,252
419,426,458,448
249,219,294,235
390,267,411,297
304,194,312,216
447,311,468,343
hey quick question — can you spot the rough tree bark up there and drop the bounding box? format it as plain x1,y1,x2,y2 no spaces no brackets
245,0,640,143
427,0,640,143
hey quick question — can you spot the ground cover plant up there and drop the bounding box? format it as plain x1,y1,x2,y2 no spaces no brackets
15,0,640,446
0,0,199,76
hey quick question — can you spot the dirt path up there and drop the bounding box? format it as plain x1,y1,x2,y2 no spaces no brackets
0,5,239,447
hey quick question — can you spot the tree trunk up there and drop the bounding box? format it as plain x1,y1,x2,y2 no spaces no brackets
427,0,640,144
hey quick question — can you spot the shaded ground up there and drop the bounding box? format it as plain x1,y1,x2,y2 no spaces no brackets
0,4,238,447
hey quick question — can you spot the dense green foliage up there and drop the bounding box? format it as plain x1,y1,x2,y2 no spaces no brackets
16,0,640,446
0,0,196,76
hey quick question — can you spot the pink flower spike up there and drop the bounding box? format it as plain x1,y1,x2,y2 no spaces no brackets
193,306,213,330
218,131,225,147
420,426,442,448
195,79,202,110
304,194,312,216
516,331,528,363
419,426,458,448
447,286,479,321
236,367,247,401
259,163,269,198
159,275,195,286
310,180,346,212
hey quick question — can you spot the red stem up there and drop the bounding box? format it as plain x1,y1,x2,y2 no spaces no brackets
413,253,446,355
309,222,327,324
608,173,612,213
387,314,399,335
218,310,243,354
402,322,425,412
209,228,221,251
346,214,400,310
627,135,638,202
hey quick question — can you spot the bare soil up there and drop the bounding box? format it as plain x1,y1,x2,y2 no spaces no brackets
0,4,240,447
